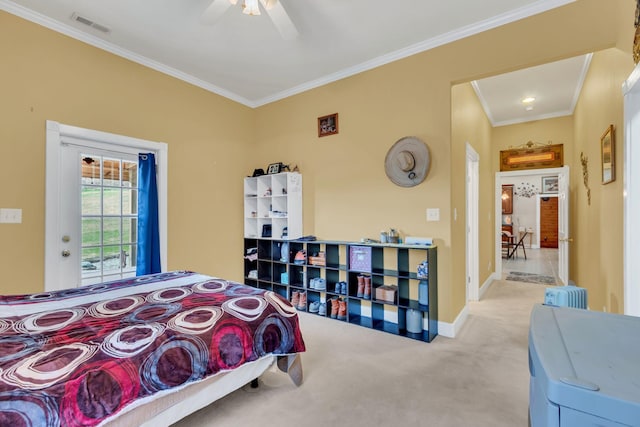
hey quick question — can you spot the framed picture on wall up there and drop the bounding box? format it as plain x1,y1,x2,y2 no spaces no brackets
541,176,558,193
317,113,339,137
601,124,615,184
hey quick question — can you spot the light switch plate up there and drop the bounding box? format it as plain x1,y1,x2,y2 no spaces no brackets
426,208,440,222
0,208,22,223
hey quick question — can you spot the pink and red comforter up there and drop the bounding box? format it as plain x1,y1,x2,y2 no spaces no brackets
0,271,305,426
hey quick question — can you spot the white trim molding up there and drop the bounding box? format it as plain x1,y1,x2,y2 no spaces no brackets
438,305,470,338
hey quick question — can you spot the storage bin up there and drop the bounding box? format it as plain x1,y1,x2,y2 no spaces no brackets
349,246,372,272
375,285,397,303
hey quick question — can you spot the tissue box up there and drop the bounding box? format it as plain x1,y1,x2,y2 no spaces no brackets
375,285,397,303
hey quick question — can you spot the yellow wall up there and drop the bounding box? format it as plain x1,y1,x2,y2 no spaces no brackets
0,0,635,324
492,116,575,174
571,48,631,313
451,83,494,293
0,11,256,294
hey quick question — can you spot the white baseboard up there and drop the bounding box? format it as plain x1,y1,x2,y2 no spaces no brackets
437,304,469,338
479,272,498,299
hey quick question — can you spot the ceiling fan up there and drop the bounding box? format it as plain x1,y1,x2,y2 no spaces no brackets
202,0,298,40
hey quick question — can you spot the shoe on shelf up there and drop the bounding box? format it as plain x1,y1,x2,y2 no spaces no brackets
357,275,365,297
334,282,341,294
330,297,339,319
340,281,347,295
297,291,307,311
315,278,326,291
337,298,347,321
309,301,320,313
290,290,300,307
364,276,371,300
318,302,327,316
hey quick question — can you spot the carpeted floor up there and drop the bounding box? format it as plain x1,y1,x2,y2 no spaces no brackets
173,280,545,427
506,271,557,285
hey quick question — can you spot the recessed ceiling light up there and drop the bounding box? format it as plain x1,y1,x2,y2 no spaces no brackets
525,106,534,111
522,97,536,104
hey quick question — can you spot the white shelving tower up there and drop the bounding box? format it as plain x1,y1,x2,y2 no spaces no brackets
244,172,302,239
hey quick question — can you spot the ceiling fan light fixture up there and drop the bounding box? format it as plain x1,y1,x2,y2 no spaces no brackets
521,96,536,104
242,0,261,15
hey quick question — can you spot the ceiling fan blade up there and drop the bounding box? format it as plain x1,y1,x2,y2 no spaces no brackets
262,0,298,40
201,0,233,24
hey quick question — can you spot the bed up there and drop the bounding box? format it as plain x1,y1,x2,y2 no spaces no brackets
0,271,306,426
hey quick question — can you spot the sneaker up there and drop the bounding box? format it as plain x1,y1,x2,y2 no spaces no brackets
314,278,326,291
340,281,347,295
334,282,341,294
309,301,320,313
318,302,327,316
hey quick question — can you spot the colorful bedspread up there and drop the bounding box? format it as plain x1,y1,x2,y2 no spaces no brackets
0,271,305,426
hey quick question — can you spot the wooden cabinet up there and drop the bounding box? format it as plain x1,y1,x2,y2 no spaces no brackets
501,185,513,214
243,239,438,343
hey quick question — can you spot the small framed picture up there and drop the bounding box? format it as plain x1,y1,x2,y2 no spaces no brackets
267,162,282,174
541,176,558,193
601,124,615,184
318,113,339,137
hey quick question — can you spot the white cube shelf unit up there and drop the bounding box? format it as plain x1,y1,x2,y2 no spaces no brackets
244,172,302,240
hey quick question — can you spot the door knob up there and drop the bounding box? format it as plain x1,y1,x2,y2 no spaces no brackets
559,237,574,243
61,250,71,257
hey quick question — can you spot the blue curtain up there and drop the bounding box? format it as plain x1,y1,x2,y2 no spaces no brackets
136,153,161,275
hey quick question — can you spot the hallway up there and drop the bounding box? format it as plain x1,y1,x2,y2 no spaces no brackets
501,248,559,285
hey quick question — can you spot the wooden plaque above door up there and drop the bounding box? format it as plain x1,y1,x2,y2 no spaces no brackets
500,142,563,171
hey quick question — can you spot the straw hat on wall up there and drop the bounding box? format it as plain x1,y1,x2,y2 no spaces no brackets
384,136,430,187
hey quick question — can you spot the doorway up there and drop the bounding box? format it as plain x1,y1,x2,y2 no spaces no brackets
495,166,570,285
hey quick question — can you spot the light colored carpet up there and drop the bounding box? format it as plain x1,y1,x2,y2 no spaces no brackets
173,280,545,427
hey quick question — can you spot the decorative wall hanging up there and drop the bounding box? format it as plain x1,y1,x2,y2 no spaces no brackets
318,113,339,137
580,151,591,205
514,182,539,198
634,0,640,64
600,124,615,184
499,141,563,171
541,176,558,193
384,136,431,187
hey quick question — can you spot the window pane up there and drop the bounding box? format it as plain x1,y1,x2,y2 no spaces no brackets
82,218,101,247
103,188,121,215
81,156,101,185
123,189,137,215
103,245,122,274
103,218,121,245
122,217,137,244
82,187,101,215
122,244,135,271
103,158,121,186
123,161,137,187
81,247,101,274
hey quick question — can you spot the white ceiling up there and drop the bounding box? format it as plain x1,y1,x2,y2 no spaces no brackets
1,0,586,125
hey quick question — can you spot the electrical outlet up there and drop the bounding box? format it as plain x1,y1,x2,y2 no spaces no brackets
426,208,440,222
0,208,22,224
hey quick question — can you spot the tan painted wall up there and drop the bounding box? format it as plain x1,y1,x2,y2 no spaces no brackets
0,0,635,324
451,83,494,294
491,116,575,174
571,48,631,313
0,11,256,294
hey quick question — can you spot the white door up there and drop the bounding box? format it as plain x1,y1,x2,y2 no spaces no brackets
45,121,168,292
466,143,479,301
58,144,139,288
557,166,570,285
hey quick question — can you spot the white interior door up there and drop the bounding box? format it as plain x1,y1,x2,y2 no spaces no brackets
466,143,479,301
557,166,570,285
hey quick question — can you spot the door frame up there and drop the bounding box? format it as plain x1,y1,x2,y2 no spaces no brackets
495,166,569,282
623,64,640,316
466,143,479,301
45,120,168,291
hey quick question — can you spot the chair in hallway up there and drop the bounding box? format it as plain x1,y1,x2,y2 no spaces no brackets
501,231,516,258
510,231,530,260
